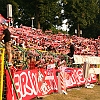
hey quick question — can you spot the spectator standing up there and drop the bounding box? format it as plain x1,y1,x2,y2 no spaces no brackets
67,39,75,57
67,39,75,63
0,23,13,66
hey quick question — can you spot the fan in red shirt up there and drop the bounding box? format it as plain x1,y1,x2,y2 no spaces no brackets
28,56,40,70
28,56,36,70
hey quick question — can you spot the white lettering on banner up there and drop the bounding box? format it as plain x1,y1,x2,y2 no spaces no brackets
62,68,96,88
40,82,51,95
45,76,54,80
65,74,75,87
14,74,21,99
14,71,38,100
64,70,77,87
38,70,44,82
75,69,85,85
28,71,40,94
38,70,52,95
40,79,58,95
87,74,96,83
7,68,96,100
39,69,58,95
47,69,58,90
71,71,77,85
64,69,85,87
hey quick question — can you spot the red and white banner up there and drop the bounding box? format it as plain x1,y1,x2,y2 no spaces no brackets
6,68,58,100
37,68,58,96
6,67,97,100
60,67,97,89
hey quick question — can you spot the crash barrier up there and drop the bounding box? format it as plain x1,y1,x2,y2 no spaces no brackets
6,66,97,100
11,46,74,70
12,46,100,70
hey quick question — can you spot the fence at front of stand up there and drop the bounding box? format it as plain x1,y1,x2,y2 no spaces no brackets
12,46,77,70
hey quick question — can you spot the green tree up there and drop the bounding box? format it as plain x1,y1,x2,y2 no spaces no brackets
83,0,100,38
14,0,63,30
0,0,66,31
63,0,99,36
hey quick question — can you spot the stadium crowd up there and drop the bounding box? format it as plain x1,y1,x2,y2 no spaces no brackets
0,25,100,70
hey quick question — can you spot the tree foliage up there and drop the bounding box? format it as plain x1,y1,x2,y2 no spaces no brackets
0,0,63,30
63,0,99,36
13,0,63,30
